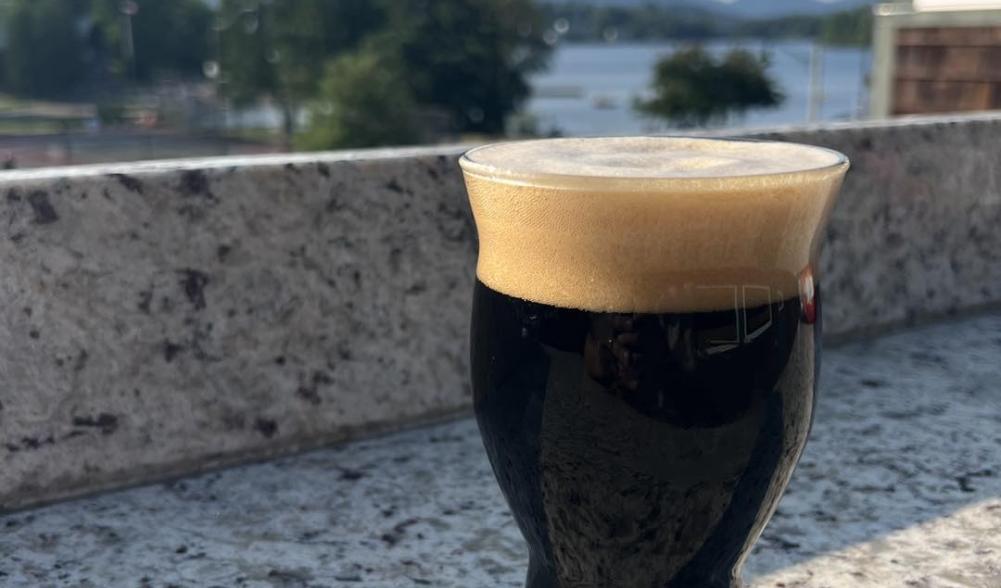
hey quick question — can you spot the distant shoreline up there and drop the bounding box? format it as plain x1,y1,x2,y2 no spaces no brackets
526,40,871,136
540,3,873,48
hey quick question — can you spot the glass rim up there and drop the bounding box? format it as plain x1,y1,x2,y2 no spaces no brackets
459,135,849,191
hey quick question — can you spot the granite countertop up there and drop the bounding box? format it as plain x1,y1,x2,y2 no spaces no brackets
1,312,1000,588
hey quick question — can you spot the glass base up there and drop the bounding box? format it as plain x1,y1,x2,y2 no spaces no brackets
526,559,557,588
526,559,742,588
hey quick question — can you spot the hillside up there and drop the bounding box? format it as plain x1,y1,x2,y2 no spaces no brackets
543,0,877,19
542,1,875,45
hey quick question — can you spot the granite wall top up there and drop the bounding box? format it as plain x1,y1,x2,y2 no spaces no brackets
1,310,999,587
1,113,1000,511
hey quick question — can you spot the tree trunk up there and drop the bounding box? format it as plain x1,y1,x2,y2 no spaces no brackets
280,98,295,152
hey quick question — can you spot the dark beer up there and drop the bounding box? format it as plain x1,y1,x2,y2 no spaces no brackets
472,280,816,587
461,137,847,587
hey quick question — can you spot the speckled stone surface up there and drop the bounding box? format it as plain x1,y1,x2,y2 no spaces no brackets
0,149,472,511
1,312,998,587
1,114,1000,510
746,115,1001,339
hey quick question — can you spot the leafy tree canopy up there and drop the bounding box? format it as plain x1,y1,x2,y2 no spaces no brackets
636,47,783,128
217,0,387,138
296,49,419,151
2,0,213,98
223,0,551,141
3,0,88,98
90,0,214,82
376,0,551,134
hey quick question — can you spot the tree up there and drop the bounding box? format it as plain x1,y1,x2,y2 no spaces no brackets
3,0,88,98
821,7,872,47
217,0,386,144
636,47,783,128
89,0,214,82
377,0,551,135
295,50,420,151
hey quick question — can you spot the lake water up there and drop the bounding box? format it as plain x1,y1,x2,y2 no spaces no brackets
525,40,872,135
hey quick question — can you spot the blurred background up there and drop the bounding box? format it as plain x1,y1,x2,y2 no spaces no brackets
0,0,995,168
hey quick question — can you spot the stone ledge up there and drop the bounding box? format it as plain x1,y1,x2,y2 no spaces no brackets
1,311,998,586
1,113,1000,511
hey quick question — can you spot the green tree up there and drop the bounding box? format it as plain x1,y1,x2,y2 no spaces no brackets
821,7,872,47
89,0,214,81
377,0,551,135
217,0,386,144
636,47,783,128
296,50,419,150
3,0,88,98
737,15,822,40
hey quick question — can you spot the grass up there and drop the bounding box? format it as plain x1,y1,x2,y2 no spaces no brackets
0,119,85,135
0,93,93,134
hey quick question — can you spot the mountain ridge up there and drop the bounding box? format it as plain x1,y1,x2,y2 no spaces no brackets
542,0,877,19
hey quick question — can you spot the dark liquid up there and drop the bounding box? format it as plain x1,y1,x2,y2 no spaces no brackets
471,280,818,588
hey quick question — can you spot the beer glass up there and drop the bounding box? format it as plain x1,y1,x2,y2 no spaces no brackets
460,137,848,587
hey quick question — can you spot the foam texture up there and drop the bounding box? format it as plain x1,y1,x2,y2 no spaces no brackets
461,137,848,313
462,137,845,183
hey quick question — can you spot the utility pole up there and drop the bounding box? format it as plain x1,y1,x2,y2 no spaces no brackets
855,48,869,120
120,0,139,80
807,41,825,123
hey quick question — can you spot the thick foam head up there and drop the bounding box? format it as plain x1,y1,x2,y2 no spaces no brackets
462,136,844,183
460,137,848,313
